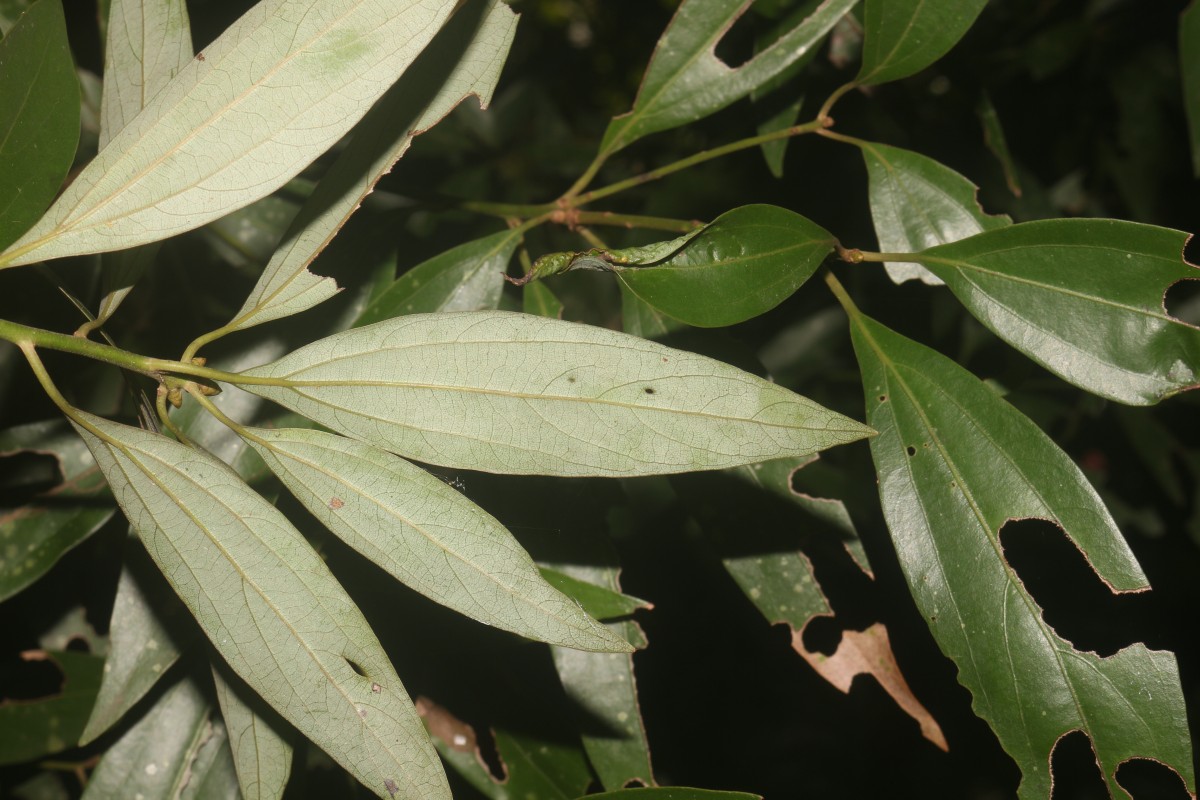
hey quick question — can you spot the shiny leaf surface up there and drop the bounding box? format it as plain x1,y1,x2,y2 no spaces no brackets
856,0,987,85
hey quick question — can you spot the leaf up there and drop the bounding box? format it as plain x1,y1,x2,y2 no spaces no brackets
98,0,192,148
241,426,632,652
756,96,802,179
1183,0,1200,177
914,219,1200,405
80,540,192,745
620,283,684,339
525,206,835,328
0,420,115,601
0,0,80,252
71,412,450,800
539,567,651,621
860,141,1010,286
0,650,103,765
239,310,874,477
581,790,762,800
355,227,520,327
976,92,1022,197
82,674,223,800
0,0,462,268
598,0,856,158
0,0,34,34
855,0,987,86
228,0,518,333
212,666,293,800
846,307,1197,798
523,279,563,319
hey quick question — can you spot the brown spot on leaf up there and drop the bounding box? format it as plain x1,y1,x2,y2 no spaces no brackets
197,52,205,62
329,497,344,510
384,778,398,797
415,697,480,755
357,707,367,718
371,682,381,693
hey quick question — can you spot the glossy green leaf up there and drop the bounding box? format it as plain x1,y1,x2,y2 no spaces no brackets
355,227,520,327
1182,1,1200,177
861,141,1009,286
212,666,293,800
0,0,80,252
582,790,761,800
598,0,855,158
914,219,1200,405
239,310,874,477
229,0,517,333
80,542,192,745
526,206,834,328
539,567,650,621
847,307,1196,798
620,282,684,339
0,0,461,268
98,0,191,147
0,420,115,601
71,412,449,800
0,0,33,34
856,0,986,85
242,426,632,652
0,650,103,765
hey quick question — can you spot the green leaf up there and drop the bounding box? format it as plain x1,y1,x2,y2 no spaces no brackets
976,92,1022,197
242,426,632,652
914,219,1200,405
82,675,227,800
0,0,33,34
239,310,874,477
71,412,449,800
599,0,855,158
493,728,592,800
0,650,103,765
860,141,1010,286
355,227,520,327
98,0,192,147
228,0,517,333
539,567,650,621
523,279,563,319
0,420,115,601
847,307,1196,798
856,0,987,86
581,790,762,800
620,282,684,339
0,0,80,253
212,666,293,800
0,0,461,268
756,96,802,179
1182,1,1200,177
80,541,192,745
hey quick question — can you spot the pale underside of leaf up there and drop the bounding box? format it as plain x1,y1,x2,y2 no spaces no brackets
244,426,631,652
2,0,460,267
228,0,518,333
70,412,449,800
239,311,874,477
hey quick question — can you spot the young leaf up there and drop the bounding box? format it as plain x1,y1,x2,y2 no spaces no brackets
598,0,855,158
1182,0,1200,177
228,0,518,333
0,0,461,268
355,227,520,327
860,141,1009,286
855,0,987,86
212,666,294,800
71,413,450,800
80,542,192,744
847,308,1196,798
238,310,874,477
0,0,80,252
0,419,115,601
241,426,633,653
914,219,1200,405
0,650,103,765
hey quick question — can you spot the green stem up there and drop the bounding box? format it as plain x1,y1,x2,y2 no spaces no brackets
186,386,262,445
462,199,558,218
823,270,860,318
816,80,859,123
562,151,610,201
572,210,702,233
576,226,609,250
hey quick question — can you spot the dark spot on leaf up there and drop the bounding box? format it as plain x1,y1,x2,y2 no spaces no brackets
949,481,957,489
345,657,367,677
906,446,916,456
644,387,656,395
329,497,344,510
384,778,398,797
371,682,381,693
358,706,367,718
567,376,576,383
878,394,887,403
1164,278,1200,325
1000,519,1162,656
661,357,668,362
197,52,205,62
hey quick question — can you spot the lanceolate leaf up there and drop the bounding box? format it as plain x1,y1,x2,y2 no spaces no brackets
0,0,80,253
355,227,520,327
599,0,855,158
860,141,1009,286
212,666,293,800
239,310,874,477
241,426,632,653
847,308,1196,798
540,568,650,621
0,0,461,268
1181,1,1200,177
856,0,987,86
229,0,518,333
71,412,449,800
914,219,1200,405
